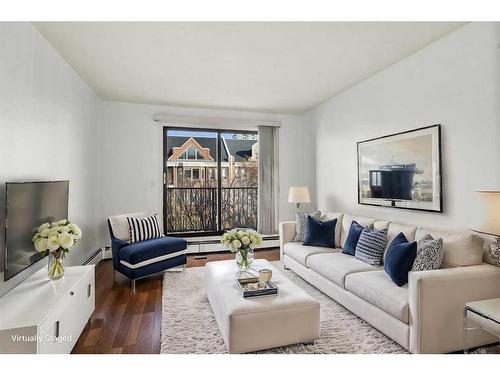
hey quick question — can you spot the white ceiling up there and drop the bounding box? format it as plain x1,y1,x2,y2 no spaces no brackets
34,22,465,114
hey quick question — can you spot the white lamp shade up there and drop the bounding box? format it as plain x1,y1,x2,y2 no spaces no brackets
477,191,500,236
288,187,311,203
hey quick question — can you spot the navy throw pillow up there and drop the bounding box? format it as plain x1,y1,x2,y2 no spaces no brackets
303,216,337,248
343,220,364,256
384,232,417,287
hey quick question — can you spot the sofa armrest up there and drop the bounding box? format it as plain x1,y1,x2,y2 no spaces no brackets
408,264,500,353
279,221,296,260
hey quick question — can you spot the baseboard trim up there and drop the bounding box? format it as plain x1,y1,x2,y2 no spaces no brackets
82,248,103,266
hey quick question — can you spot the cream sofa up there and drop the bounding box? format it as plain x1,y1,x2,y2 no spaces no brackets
279,212,500,353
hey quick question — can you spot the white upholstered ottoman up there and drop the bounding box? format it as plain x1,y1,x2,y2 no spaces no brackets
205,259,320,353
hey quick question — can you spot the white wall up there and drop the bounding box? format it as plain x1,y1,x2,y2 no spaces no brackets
0,22,102,279
306,22,500,230
0,22,316,271
98,101,316,244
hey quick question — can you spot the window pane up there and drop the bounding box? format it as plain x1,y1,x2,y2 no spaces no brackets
188,146,196,159
165,129,218,233
220,131,258,230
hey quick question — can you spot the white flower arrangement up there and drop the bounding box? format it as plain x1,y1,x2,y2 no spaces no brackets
32,219,82,256
221,229,263,253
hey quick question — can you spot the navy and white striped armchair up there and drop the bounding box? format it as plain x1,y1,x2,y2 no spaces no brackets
108,213,187,291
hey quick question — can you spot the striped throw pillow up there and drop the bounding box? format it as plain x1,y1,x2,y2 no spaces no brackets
355,227,388,266
127,214,162,243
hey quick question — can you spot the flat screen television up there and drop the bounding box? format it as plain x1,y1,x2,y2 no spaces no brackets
4,181,69,281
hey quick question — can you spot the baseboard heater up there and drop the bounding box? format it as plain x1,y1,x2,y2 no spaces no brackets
186,235,279,255
82,248,103,266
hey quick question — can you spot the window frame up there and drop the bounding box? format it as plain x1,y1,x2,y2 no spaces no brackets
163,126,258,237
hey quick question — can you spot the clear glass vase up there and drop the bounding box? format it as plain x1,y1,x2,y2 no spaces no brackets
235,247,254,270
48,251,65,280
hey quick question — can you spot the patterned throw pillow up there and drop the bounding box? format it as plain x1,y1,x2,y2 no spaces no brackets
355,227,388,266
294,211,321,242
412,234,444,271
127,214,162,243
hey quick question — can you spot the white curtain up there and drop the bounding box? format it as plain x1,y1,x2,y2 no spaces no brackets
257,126,279,235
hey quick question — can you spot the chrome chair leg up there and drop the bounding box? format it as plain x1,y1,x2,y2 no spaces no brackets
131,279,136,292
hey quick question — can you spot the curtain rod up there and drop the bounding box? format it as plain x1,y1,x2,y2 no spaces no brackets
152,113,281,128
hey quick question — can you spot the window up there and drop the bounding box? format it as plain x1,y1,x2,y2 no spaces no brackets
164,128,259,234
370,171,382,187
188,147,197,160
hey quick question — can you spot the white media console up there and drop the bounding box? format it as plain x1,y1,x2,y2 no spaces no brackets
0,265,95,353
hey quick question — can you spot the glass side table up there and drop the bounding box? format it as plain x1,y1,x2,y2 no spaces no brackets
463,298,500,353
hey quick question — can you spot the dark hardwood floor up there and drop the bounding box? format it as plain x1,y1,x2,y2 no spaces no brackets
72,248,280,354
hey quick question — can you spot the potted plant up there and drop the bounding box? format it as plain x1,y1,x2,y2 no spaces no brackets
32,219,82,280
221,229,263,270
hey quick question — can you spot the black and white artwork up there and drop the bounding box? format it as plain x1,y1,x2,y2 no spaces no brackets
357,125,442,212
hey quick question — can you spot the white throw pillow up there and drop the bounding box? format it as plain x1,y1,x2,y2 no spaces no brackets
109,212,151,241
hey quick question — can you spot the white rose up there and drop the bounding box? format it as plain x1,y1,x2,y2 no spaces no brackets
58,233,74,249
47,236,60,252
241,236,250,246
34,238,48,253
232,239,242,249
40,228,51,238
48,227,59,237
58,225,70,233
68,223,82,239
55,219,68,226
38,223,50,233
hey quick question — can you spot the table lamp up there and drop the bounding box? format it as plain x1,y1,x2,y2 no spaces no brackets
476,191,500,264
288,187,310,213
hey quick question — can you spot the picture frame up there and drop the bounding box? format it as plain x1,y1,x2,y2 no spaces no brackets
357,124,442,212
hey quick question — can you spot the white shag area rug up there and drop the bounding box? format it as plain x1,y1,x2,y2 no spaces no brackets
161,261,499,354
161,261,408,354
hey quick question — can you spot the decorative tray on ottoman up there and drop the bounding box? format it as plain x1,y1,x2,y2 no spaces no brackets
235,270,279,298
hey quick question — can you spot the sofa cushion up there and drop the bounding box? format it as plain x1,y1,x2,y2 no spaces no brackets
384,233,417,287
342,220,365,256
345,270,409,323
355,227,388,266
322,212,344,248
415,228,483,267
374,220,391,230
294,211,321,242
283,242,339,266
304,216,337,248
120,236,187,266
109,212,150,241
307,253,377,289
340,214,377,248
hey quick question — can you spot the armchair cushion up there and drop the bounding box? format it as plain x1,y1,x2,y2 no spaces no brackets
120,236,187,266
109,212,151,241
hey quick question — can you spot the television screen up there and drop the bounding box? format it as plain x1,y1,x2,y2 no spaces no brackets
4,181,69,281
